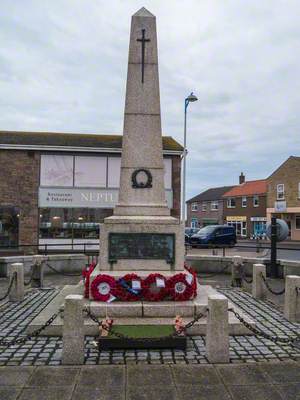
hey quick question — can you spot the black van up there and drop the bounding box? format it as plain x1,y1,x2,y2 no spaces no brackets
189,225,236,247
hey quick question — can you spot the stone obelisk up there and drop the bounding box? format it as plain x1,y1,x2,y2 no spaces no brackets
93,7,184,274
114,7,169,217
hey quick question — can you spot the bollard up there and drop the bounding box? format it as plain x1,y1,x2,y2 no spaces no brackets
206,294,229,363
62,294,84,365
284,275,300,322
252,264,266,300
32,255,44,288
9,263,25,302
231,256,243,287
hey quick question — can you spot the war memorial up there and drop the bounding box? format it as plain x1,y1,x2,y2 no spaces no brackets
0,7,299,400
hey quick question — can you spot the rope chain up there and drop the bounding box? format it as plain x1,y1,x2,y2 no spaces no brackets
24,265,36,286
0,311,59,347
0,272,17,302
228,308,300,348
261,273,285,295
84,306,207,342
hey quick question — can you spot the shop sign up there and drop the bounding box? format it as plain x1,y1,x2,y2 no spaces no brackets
39,187,173,209
226,216,247,222
250,217,267,222
274,201,287,212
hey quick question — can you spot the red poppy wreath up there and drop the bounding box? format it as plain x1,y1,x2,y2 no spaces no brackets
114,273,142,302
142,273,168,301
90,274,117,302
167,273,194,301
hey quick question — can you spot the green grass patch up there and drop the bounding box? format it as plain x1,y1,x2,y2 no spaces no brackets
108,325,174,338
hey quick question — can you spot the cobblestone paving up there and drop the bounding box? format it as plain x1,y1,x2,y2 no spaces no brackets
0,284,300,366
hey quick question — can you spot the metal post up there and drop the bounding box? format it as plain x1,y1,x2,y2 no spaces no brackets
181,100,188,225
270,216,278,278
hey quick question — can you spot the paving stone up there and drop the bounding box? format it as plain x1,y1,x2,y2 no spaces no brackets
27,366,79,386
0,386,21,400
18,387,73,400
275,383,300,399
127,386,176,400
172,365,221,385
228,384,283,400
78,365,125,389
216,365,271,385
176,384,231,400
0,366,34,386
260,362,300,383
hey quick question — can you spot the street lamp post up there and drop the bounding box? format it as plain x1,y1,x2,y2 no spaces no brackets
182,92,198,226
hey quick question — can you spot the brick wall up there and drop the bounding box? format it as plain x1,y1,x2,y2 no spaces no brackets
171,155,181,219
187,200,225,227
267,157,300,208
0,149,40,250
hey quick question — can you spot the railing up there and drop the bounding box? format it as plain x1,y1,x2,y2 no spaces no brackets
0,242,99,265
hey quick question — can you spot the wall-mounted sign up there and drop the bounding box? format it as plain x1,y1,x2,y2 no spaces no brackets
39,188,173,209
226,216,247,222
274,201,287,212
250,217,267,222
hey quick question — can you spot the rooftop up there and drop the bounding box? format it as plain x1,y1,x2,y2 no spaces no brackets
0,131,183,153
187,186,235,203
223,179,267,197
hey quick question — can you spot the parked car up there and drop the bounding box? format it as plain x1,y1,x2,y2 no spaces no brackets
185,228,200,245
189,225,236,248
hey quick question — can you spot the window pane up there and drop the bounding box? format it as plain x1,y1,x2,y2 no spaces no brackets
296,216,300,230
39,208,73,239
74,156,107,187
163,158,172,189
108,157,121,188
0,207,19,247
40,155,74,187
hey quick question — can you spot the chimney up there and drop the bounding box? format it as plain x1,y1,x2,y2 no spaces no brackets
239,172,245,184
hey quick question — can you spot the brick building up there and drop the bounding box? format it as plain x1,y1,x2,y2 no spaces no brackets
223,175,267,238
266,156,300,240
0,131,182,252
186,186,234,228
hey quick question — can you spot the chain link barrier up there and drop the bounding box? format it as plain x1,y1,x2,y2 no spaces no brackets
24,265,36,286
45,262,82,277
0,272,17,302
260,273,285,295
84,306,207,342
228,308,300,349
0,311,59,347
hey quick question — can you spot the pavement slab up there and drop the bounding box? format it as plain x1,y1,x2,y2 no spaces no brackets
172,365,221,385
216,364,271,385
17,387,73,400
259,362,300,383
26,366,80,387
227,384,283,400
0,366,35,386
0,387,21,400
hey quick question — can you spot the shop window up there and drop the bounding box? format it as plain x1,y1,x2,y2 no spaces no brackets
74,156,107,187
296,216,300,230
253,195,259,207
202,203,207,211
0,207,19,247
191,203,198,211
211,201,218,210
39,208,73,239
242,197,247,207
277,184,285,200
39,208,109,240
40,155,74,187
108,157,121,188
227,198,236,208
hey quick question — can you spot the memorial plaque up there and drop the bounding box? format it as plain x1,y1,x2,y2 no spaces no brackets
108,233,175,264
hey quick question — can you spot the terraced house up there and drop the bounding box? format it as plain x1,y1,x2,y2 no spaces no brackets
223,175,267,238
186,186,234,228
266,156,300,240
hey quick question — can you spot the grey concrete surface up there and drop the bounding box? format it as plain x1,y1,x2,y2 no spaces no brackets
0,363,299,400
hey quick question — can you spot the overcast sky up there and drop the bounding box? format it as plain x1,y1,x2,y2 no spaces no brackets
1,1,299,200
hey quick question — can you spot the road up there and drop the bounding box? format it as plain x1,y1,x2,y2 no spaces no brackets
236,240,300,261
187,240,300,261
